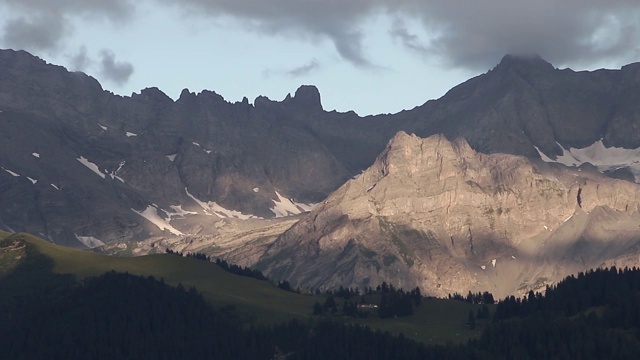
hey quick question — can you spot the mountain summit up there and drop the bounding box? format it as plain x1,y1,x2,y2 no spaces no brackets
494,53,555,72
287,85,323,112
256,132,640,297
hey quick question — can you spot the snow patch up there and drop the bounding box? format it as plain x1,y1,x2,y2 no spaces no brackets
166,154,177,162
535,141,640,182
185,188,260,219
210,202,258,219
205,149,212,154
2,167,20,177
162,205,198,221
480,265,486,270
564,214,573,222
32,153,40,158
192,142,200,147
132,205,183,235
295,202,317,212
271,191,316,217
511,255,517,259
51,184,60,190
116,161,125,173
75,235,106,248
271,191,302,217
27,177,37,185
77,156,106,178
491,259,496,267
253,187,259,193
125,132,138,137
98,124,107,131
108,161,126,182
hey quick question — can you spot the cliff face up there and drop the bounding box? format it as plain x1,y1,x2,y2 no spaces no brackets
257,132,640,298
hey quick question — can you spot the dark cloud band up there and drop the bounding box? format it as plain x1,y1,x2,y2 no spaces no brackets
99,50,134,85
159,0,640,69
1,0,638,81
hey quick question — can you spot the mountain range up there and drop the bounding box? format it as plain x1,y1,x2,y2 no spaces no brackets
2,49,640,295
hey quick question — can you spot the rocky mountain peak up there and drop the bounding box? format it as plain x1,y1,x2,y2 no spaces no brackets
495,53,555,73
257,132,640,297
288,85,323,112
0,48,46,68
178,87,194,98
136,87,174,103
374,132,476,179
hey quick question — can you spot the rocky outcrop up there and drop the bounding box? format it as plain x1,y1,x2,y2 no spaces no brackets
96,216,300,267
256,132,640,298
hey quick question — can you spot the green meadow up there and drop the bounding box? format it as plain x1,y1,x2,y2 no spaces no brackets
1,232,491,344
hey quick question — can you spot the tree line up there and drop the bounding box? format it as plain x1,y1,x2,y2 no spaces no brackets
312,282,423,319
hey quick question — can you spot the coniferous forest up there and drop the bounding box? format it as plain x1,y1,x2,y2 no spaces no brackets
3,244,640,359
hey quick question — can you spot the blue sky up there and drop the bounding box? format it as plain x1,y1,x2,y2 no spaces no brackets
1,0,638,116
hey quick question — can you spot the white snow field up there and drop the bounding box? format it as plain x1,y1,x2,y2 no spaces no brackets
76,156,106,178
132,205,183,236
1,167,20,177
535,140,640,181
185,188,260,219
271,191,316,217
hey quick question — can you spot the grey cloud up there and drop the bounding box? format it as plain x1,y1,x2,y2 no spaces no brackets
1,0,134,55
3,0,134,23
99,50,134,85
157,0,640,70
387,1,640,69
3,0,638,72
156,0,379,67
389,19,428,54
287,59,320,78
262,59,321,78
67,46,92,72
2,16,66,52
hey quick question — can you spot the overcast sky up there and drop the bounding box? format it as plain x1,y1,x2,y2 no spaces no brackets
1,0,638,116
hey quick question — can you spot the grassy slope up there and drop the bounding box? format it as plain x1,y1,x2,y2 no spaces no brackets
10,233,488,344
357,296,487,344
21,233,315,324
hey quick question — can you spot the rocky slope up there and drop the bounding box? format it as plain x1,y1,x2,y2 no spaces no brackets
96,216,300,268
2,49,640,249
256,132,640,298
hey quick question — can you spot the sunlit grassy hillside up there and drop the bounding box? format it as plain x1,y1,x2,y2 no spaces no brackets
2,232,490,344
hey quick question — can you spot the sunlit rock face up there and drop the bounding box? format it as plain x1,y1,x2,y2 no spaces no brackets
257,132,640,298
